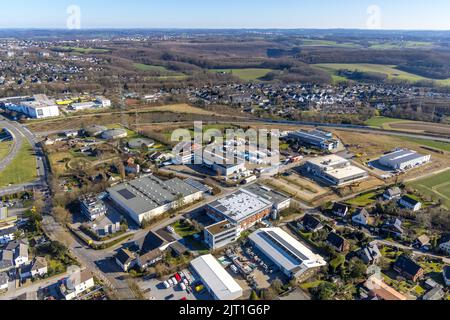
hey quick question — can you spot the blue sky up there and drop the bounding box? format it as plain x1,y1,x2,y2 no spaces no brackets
1,0,450,29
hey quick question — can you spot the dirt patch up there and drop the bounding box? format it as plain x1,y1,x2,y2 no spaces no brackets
388,122,450,137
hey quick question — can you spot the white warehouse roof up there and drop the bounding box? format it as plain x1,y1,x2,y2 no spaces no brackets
190,254,243,300
249,227,326,277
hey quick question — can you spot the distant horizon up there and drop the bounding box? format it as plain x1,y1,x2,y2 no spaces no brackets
2,0,450,30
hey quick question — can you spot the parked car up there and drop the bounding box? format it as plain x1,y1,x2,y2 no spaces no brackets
165,294,174,300
163,281,170,289
175,273,182,282
171,277,178,285
167,279,174,287
180,283,187,291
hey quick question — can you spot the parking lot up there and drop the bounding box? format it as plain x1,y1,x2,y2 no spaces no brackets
223,243,288,292
137,269,213,301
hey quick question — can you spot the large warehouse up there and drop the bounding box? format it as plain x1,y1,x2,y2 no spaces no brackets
4,94,60,119
190,254,243,300
249,228,327,281
287,129,340,151
378,149,431,171
107,175,203,225
305,155,368,186
206,189,273,234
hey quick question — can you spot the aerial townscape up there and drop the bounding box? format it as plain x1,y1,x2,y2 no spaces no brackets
0,1,450,306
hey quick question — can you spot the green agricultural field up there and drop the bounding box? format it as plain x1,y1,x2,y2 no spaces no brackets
209,68,274,81
369,41,434,50
300,39,361,48
55,46,110,54
399,137,450,153
0,141,37,187
406,169,450,209
313,63,450,85
134,63,170,72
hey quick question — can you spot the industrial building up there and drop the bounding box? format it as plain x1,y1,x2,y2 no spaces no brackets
204,220,238,250
248,228,327,281
101,128,128,140
305,155,368,186
243,184,291,215
190,254,243,300
4,94,60,119
201,148,246,177
378,149,431,171
107,175,203,225
287,129,340,151
206,189,273,235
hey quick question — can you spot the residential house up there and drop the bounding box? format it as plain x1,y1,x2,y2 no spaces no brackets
381,218,404,238
5,240,29,267
115,249,136,272
19,257,48,280
59,270,95,300
414,235,431,250
0,226,17,245
443,266,450,287
383,187,402,201
134,231,174,269
326,232,350,253
423,286,445,301
393,255,424,282
297,214,324,232
352,208,373,226
331,203,349,217
363,275,407,301
399,196,422,212
438,235,450,255
357,242,382,264
0,272,8,291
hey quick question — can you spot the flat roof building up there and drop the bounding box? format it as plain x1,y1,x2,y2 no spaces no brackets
288,129,339,151
5,94,60,119
249,227,326,281
108,175,202,225
305,155,368,186
190,254,243,300
378,149,431,171
243,184,291,213
206,189,273,233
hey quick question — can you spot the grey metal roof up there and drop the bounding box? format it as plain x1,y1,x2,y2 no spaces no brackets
108,175,200,215
243,184,290,206
379,149,427,166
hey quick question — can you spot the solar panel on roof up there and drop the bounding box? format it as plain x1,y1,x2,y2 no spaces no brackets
117,188,136,200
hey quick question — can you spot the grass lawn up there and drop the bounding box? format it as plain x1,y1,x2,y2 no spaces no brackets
172,220,198,238
406,169,450,209
346,192,378,207
398,137,450,152
209,68,274,81
364,116,407,128
0,141,12,160
313,63,450,85
0,140,37,187
300,280,325,290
